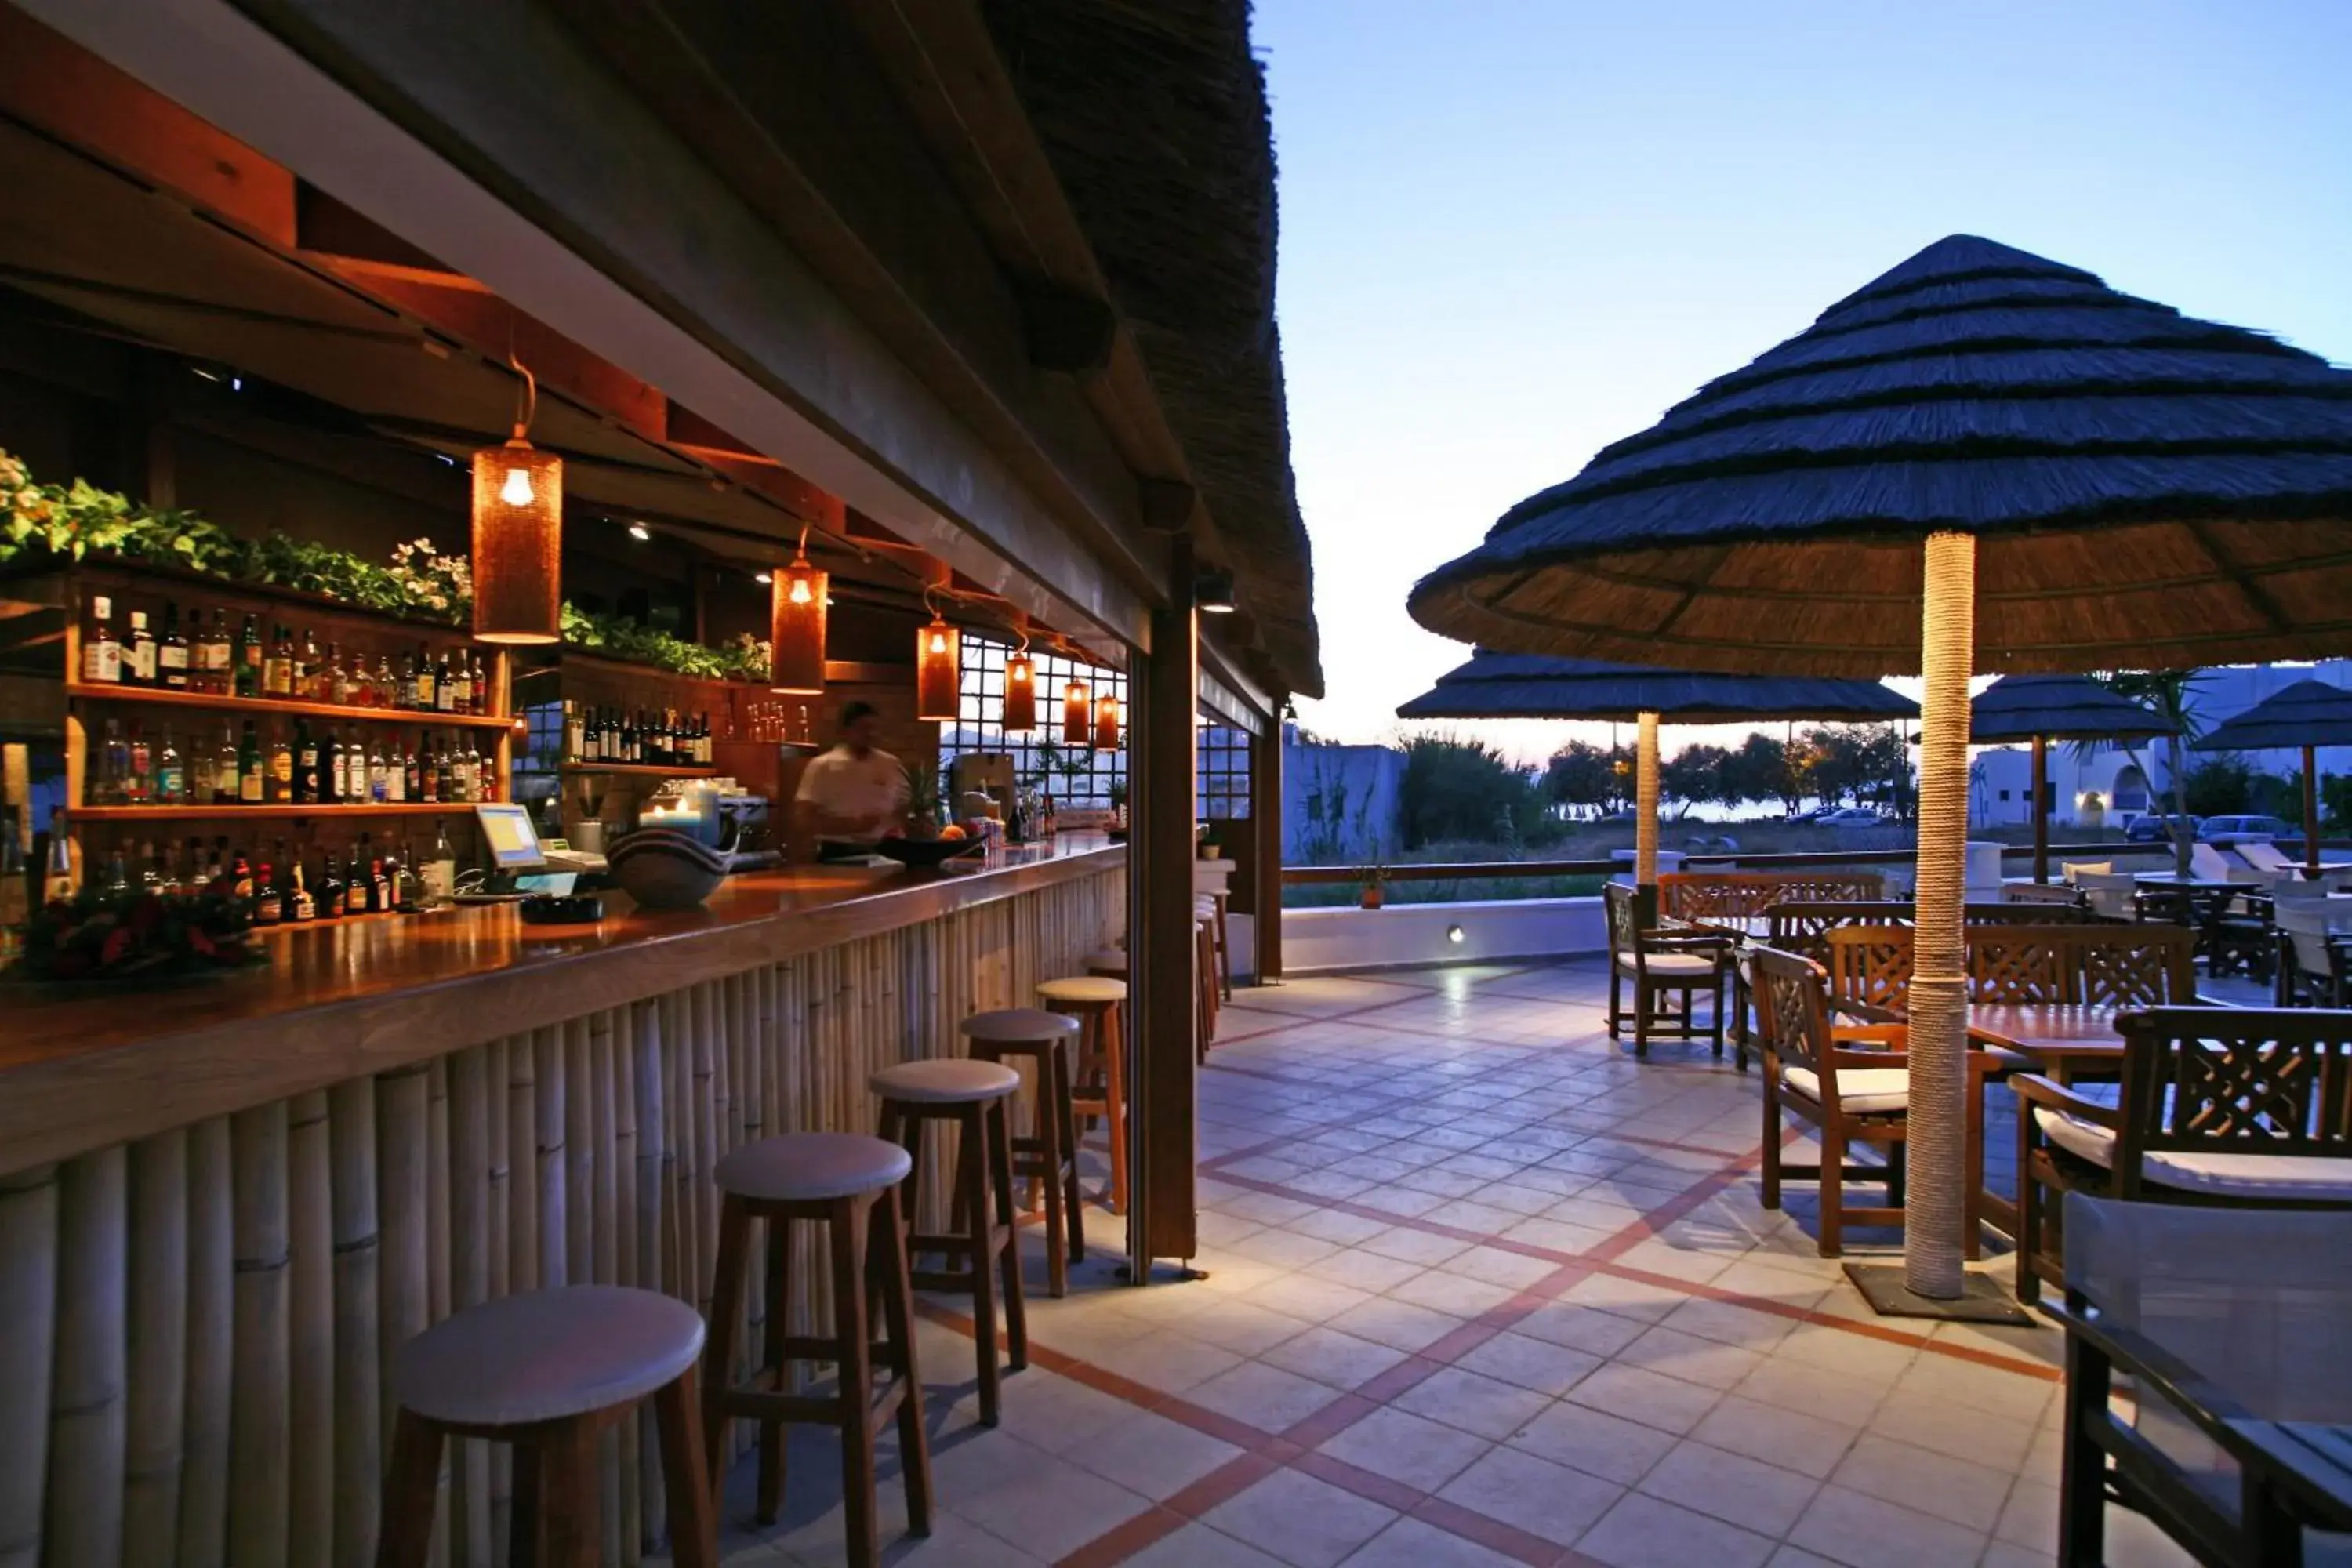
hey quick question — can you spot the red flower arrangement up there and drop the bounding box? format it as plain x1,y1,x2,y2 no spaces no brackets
13,878,263,983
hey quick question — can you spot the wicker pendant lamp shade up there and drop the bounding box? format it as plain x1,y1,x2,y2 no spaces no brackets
1093,691,1121,751
1410,234,2352,1308
915,612,960,722
768,544,827,695
471,360,563,644
1003,650,1038,731
1063,680,1091,745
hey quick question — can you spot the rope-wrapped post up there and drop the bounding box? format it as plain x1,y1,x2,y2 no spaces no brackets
1635,710,1661,886
1907,529,1976,1301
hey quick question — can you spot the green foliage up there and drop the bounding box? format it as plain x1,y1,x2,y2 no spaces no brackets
557,602,768,682
1541,740,1621,817
2322,774,2352,830
1399,733,1545,849
2181,754,2255,817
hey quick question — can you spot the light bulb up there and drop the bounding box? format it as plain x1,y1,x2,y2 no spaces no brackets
753,572,772,585
789,578,812,604
627,522,651,542
930,631,947,654
499,467,535,506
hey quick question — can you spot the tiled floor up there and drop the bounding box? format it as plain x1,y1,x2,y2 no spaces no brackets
697,959,2201,1567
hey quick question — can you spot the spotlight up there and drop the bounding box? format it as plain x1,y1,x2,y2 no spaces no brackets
627,521,652,542
753,571,773,585
1196,567,1236,614
1446,925,1466,945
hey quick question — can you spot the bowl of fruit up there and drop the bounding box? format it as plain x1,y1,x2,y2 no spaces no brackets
873,824,986,869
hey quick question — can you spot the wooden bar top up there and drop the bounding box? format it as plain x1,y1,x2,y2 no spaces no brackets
0,835,1125,1174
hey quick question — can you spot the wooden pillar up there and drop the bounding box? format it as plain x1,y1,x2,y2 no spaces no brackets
1129,536,1200,1276
1251,722,1283,985
2304,742,2321,877
2031,734,2049,885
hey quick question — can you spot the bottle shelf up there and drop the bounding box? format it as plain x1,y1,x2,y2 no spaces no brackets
558,762,717,779
73,803,488,822
67,682,513,731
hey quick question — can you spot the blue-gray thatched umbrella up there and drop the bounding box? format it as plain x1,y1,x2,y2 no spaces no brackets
1970,674,2177,883
1410,234,2352,1311
2191,679,2352,873
1397,652,1918,882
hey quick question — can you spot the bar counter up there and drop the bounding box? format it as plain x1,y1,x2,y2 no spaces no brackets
0,835,1126,1568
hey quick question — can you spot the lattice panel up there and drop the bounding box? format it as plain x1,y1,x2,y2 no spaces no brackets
1829,930,1912,1011
2157,1036,2325,1145
1661,873,1885,923
1969,935,2065,1004
2079,941,2183,1009
1605,884,1639,954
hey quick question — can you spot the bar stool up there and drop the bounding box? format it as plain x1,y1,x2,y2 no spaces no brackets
380,1284,715,1568
1083,949,1126,980
870,1058,1028,1425
1036,975,1129,1217
699,1132,931,1563
1194,904,1223,1058
961,1008,1085,1297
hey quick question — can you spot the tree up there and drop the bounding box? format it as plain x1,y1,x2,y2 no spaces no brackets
1398,734,1544,848
1541,741,1614,819
2092,672,2205,877
1660,743,1730,819
1723,731,1802,816
2180,754,2254,818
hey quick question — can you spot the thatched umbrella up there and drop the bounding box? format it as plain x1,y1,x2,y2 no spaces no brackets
2191,679,2352,874
1396,650,1917,882
1970,674,2177,884
1410,234,2352,1312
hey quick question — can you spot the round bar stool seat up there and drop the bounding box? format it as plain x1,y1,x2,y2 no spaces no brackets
869,1058,1019,1104
1083,949,1127,977
702,1133,931,1562
961,1008,1086,1296
379,1286,715,1567
713,1131,912,1203
395,1285,704,1427
1039,975,1130,1218
1036,975,1126,1008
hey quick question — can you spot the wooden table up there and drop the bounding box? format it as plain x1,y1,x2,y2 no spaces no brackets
1967,1004,2124,1241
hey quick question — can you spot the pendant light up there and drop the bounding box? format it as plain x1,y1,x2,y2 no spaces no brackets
470,358,563,644
1062,677,1091,745
1093,689,1121,751
1003,627,1037,733
915,592,961,722
768,525,827,695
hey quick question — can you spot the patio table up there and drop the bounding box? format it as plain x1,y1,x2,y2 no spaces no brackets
2049,1196,2352,1564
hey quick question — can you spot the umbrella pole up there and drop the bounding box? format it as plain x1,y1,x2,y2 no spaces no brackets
2306,743,2321,877
1635,710,1660,886
1904,532,1974,1302
2032,735,2049,884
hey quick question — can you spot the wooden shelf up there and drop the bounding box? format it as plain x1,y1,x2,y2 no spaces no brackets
47,558,488,641
74,803,486,822
67,682,514,730
559,762,717,779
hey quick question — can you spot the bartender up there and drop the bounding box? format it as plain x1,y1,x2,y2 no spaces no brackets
793,701,911,859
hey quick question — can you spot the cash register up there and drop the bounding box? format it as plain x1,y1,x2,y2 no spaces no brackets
456,803,609,904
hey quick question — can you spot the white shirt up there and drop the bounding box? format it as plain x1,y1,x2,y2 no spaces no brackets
794,745,909,844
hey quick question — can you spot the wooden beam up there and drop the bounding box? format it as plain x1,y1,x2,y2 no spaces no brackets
1131,533,1200,1271
1017,285,1117,376
1137,478,1197,536
1252,725,1283,983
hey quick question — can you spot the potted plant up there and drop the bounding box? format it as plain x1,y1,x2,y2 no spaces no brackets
1106,778,1128,833
903,760,942,839
10,882,263,985
1360,864,1388,910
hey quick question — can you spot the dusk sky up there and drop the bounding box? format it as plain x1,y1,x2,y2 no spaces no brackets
1260,0,2352,764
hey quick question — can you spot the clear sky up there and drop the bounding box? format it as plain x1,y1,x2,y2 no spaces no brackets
1261,0,2352,765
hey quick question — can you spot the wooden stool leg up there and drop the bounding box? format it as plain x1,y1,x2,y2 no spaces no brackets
510,1439,540,1567
757,1216,791,1525
870,1183,932,1537
1104,1005,1129,1218
377,1410,444,1568
656,1366,718,1568
1055,1037,1086,1265
1035,1044,1069,1298
986,1099,1028,1371
700,1193,751,1497
831,1195,879,1568
535,1417,601,1568
960,1103,1004,1425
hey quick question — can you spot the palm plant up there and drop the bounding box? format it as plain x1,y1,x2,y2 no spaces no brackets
2083,671,2204,876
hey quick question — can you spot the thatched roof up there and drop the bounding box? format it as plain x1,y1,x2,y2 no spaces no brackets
1410,234,2352,677
983,0,1321,696
1969,673,2174,743
1396,649,1917,724
2190,678,2352,752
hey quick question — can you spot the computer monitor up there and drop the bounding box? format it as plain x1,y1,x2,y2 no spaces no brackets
474,803,546,872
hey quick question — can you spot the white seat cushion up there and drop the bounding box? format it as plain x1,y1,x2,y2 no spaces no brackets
1613,950,1716,978
2033,1107,2352,1202
1780,1065,1909,1114
869,1058,1021,1104
1038,975,1127,1006
714,1132,911,1201
394,1285,703,1427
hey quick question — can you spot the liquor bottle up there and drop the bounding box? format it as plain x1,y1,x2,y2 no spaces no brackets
298,628,322,699
82,595,122,684
253,854,283,925
384,840,411,909
156,727,185,805
190,726,216,804
96,718,129,804
369,851,390,913
366,738,389,804
214,724,238,804
475,744,495,803
434,737,453,804
124,608,156,686
124,724,151,804
353,833,378,912
235,614,263,698
228,846,255,906
158,601,190,691
42,809,76,901
417,735,439,803
699,711,714,764
448,651,472,716
103,845,132,897
289,855,316,922
260,623,289,698
469,652,488,716
238,720,264,804
325,729,346,804
136,842,162,892
318,843,345,918
579,706,599,763
152,842,180,898
375,653,398,710
343,839,369,916
267,726,294,804
403,743,422,804
292,720,318,805
562,701,583,762
385,739,406,803
425,822,457,903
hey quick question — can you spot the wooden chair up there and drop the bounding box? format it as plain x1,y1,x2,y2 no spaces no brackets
1604,882,1733,1059
2273,899,2352,1007
1657,869,1886,931
1751,947,1988,1258
1824,922,2196,1019
2013,1007,2352,1303
2001,881,2091,911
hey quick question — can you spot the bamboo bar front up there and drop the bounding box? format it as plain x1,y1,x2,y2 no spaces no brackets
1,845,1124,1565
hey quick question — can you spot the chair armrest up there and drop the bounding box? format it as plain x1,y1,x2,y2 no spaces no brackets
1827,995,1904,1026
2009,1073,2119,1128
1640,930,1735,951
1829,1022,1907,1050
1827,1045,1907,1072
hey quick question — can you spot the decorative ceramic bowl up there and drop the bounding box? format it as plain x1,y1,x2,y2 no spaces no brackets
873,836,987,869
608,829,729,909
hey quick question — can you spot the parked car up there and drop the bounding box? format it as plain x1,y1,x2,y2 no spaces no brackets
1816,808,1886,829
2199,814,2296,844
1786,805,1836,823
2125,813,2201,844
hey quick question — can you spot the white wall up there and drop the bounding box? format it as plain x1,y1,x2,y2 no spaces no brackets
1281,897,1606,975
